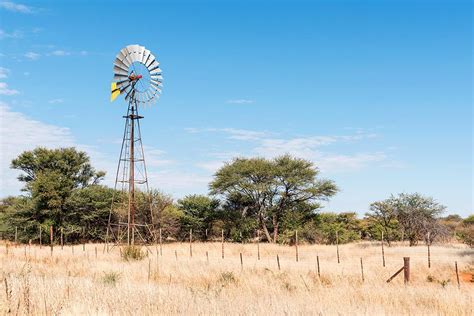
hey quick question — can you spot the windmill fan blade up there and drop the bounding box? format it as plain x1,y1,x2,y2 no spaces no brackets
147,60,160,71
142,49,151,65
151,78,163,85
113,65,128,76
114,60,129,73
114,74,129,82
145,56,156,68
127,44,141,63
118,48,132,66
136,45,145,61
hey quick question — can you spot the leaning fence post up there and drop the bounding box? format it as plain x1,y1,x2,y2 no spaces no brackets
295,230,299,262
381,231,385,267
276,254,280,270
403,257,410,284
336,230,340,264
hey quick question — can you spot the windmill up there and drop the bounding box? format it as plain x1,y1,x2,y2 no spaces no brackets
106,44,163,246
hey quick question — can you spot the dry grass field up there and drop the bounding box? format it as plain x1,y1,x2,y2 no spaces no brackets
1,240,473,315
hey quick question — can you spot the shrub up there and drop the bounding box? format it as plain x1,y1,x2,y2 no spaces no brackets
121,245,146,261
102,272,120,286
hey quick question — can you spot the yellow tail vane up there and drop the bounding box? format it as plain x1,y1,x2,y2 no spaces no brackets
110,82,120,102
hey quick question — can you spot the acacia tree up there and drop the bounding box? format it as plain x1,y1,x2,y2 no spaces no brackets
366,200,400,246
209,155,338,243
9,147,106,239
388,193,446,246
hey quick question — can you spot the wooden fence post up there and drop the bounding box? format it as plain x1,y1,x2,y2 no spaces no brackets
159,228,162,256
336,230,340,264
221,229,224,259
403,257,410,284
316,255,320,278
189,229,193,257
206,251,209,264
381,231,385,267
257,229,260,260
60,228,64,250
50,225,53,256
295,230,299,262
175,249,177,261
276,254,280,270
39,226,42,249
240,253,243,270
455,261,460,289
15,227,18,244
427,232,431,268
360,257,364,282
95,246,97,258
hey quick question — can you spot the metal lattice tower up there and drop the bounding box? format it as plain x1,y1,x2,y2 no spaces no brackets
106,44,163,247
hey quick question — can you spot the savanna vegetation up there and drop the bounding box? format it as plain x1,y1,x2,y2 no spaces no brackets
1,147,472,247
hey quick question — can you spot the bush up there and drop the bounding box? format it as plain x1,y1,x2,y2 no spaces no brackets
121,245,146,261
102,272,120,286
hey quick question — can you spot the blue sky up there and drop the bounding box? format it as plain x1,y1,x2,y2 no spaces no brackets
0,0,472,216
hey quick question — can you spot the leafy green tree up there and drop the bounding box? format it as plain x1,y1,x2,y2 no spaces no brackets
7,147,105,241
457,215,474,247
365,200,401,246
177,194,219,240
389,193,446,246
210,155,337,243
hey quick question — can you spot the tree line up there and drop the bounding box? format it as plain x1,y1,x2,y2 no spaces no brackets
1,147,472,247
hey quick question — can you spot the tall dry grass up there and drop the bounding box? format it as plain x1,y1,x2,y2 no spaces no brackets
1,241,472,315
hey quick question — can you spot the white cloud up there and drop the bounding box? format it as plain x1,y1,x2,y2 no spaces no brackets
226,99,255,104
187,127,270,141
24,52,40,60
0,103,75,194
0,28,22,39
0,1,34,13
143,147,175,167
0,67,9,79
0,82,19,95
189,127,387,173
48,98,64,104
50,50,70,56
196,160,225,173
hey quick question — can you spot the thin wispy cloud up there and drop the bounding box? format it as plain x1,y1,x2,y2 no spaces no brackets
0,67,9,79
50,50,71,56
24,52,40,60
186,127,270,141
0,82,19,95
0,28,22,39
48,98,64,104
226,99,255,104
0,1,35,13
191,127,387,173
